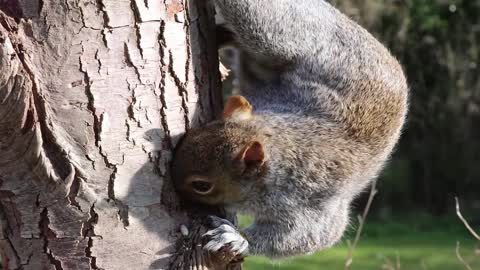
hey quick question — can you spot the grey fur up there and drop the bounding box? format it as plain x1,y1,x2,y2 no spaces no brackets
172,0,408,259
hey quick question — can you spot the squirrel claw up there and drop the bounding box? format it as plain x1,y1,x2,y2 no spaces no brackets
203,216,249,257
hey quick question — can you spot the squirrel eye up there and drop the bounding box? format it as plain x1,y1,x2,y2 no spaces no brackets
190,180,214,195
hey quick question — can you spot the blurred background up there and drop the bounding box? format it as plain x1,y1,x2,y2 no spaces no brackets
220,0,480,269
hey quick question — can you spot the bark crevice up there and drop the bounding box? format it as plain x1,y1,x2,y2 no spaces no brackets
96,0,110,28
123,42,142,85
79,54,101,147
168,50,190,131
158,20,172,146
106,167,129,228
82,204,99,269
183,2,192,85
129,0,144,58
39,208,63,270
67,172,82,212
85,237,99,270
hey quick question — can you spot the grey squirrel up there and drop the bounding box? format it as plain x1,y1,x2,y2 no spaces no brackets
172,0,408,259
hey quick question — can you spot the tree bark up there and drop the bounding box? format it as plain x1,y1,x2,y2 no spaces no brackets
0,0,234,269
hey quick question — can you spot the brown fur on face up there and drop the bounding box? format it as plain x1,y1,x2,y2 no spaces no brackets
172,120,267,206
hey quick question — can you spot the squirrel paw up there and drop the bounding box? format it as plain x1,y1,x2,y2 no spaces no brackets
203,215,249,257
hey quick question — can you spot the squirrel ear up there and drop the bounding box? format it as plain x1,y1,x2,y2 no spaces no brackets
237,141,265,167
222,95,253,121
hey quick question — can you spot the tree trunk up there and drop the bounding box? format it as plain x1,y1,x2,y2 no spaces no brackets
0,0,236,269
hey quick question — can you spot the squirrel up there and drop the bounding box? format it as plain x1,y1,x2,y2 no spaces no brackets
171,0,408,259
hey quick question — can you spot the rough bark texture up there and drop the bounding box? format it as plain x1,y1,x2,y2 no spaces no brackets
0,0,234,269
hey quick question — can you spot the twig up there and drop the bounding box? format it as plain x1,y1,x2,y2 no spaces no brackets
344,180,378,270
455,241,473,270
380,252,401,270
420,259,429,270
380,254,398,270
395,251,401,270
455,197,480,241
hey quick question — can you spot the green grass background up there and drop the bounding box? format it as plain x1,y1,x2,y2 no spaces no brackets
239,214,480,270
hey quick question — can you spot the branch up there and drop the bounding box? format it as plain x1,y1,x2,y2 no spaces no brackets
455,197,480,241
344,180,378,270
455,241,473,270
454,197,478,270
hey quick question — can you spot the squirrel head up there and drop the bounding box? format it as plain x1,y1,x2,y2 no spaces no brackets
171,96,267,206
